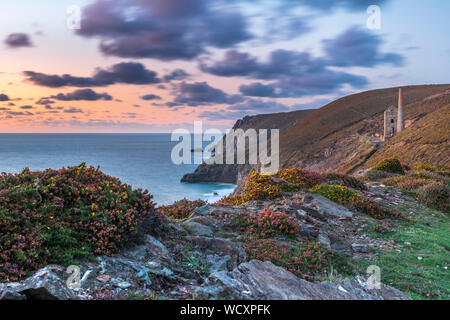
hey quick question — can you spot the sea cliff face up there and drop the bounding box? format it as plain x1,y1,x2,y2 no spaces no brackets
181,110,314,184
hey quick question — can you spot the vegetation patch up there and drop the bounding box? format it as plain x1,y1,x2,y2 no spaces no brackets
309,184,361,204
310,184,406,220
416,182,449,213
274,168,327,189
372,158,405,175
322,173,367,191
244,239,353,281
157,198,206,220
0,163,155,282
232,209,300,239
218,169,326,206
382,165,449,213
356,202,450,300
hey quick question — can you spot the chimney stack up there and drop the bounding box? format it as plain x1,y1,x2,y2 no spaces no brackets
397,87,404,133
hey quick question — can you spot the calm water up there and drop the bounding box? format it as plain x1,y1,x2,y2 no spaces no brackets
0,134,235,205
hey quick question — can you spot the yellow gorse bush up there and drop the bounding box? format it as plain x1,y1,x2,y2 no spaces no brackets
309,184,361,204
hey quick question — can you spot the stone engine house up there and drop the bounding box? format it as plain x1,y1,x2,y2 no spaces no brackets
383,88,404,140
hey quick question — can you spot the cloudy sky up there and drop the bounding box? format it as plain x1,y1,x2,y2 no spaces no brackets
0,0,449,132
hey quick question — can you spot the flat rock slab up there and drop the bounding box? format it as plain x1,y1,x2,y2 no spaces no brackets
1,266,78,300
195,260,410,300
306,194,354,218
182,221,214,236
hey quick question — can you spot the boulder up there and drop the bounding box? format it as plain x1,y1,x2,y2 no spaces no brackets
182,221,214,236
195,260,410,300
305,194,354,218
1,266,78,300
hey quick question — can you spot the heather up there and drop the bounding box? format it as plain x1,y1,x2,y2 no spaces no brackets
380,164,449,212
157,198,206,220
244,239,352,281
416,182,449,212
232,209,300,239
0,163,155,281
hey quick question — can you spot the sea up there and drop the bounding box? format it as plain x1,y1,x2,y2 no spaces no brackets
0,134,235,205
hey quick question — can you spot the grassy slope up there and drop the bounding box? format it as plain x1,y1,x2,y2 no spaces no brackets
355,196,449,300
279,85,450,171
365,103,450,168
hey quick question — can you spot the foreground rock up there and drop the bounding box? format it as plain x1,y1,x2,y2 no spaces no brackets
195,260,409,300
1,266,78,300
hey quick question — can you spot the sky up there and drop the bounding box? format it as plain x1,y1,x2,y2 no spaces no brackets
0,0,449,133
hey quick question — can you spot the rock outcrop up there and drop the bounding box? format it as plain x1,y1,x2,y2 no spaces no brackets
195,260,409,300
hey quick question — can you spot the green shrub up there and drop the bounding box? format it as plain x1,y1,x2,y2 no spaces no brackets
0,163,155,282
417,182,450,212
372,158,405,175
157,198,206,220
309,184,361,204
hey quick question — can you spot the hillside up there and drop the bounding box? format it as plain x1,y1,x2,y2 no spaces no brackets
280,84,450,173
182,84,450,184
365,103,450,168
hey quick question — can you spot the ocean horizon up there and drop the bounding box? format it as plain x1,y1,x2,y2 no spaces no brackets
0,133,235,205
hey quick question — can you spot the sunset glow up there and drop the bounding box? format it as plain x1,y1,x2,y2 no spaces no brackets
1,0,449,132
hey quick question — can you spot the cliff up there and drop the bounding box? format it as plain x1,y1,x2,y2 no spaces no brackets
181,109,314,183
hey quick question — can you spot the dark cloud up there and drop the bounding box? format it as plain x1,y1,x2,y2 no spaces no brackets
199,99,289,120
169,82,243,106
91,62,161,85
0,94,10,101
141,94,162,101
201,26,403,97
163,69,190,82
20,105,34,109
201,49,327,79
322,26,405,67
76,0,252,60
199,50,259,77
4,33,33,48
7,111,33,116
63,107,84,114
36,98,55,105
241,71,368,98
51,89,113,101
24,62,161,88
239,83,278,97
